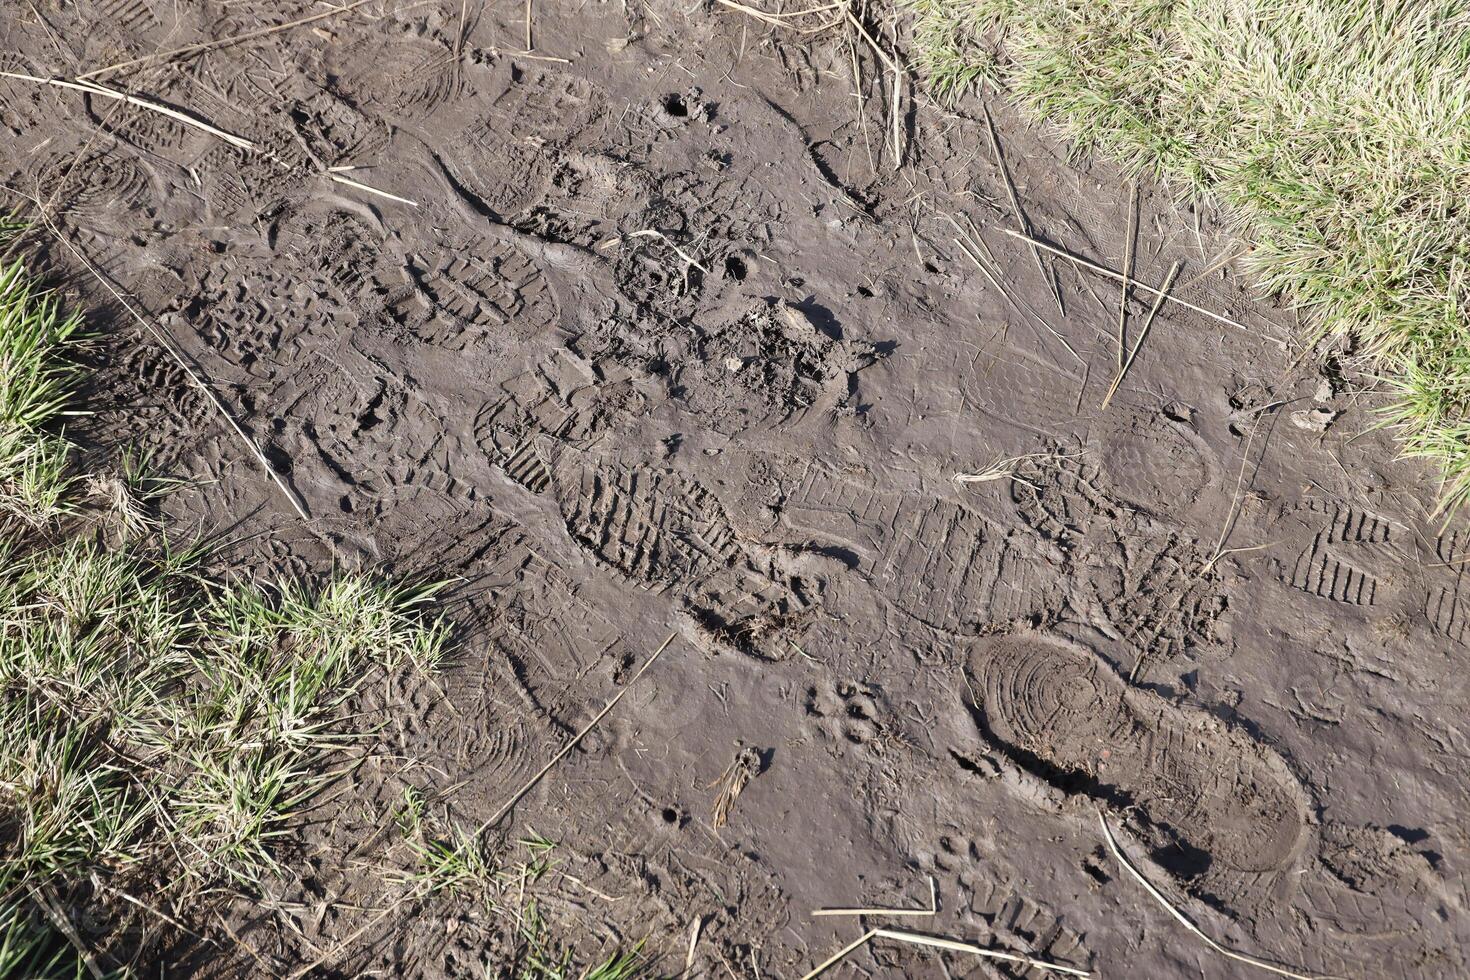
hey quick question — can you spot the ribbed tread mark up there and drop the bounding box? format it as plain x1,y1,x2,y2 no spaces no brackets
1276,501,1401,605
96,0,158,31
1331,504,1391,544
793,464,903,528
882,500,1000,632
623,470,660,582
397,238,557,349
1289,530,1378,604
556,464,807,657
1428,529,1470,643
562,467,696,590
962,868,1090,973
1297,500,1396,544
1428,587,1468,643
792,465,1042,633
498,440,550,493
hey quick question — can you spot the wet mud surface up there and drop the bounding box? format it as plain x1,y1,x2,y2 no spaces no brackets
2,1,1468,976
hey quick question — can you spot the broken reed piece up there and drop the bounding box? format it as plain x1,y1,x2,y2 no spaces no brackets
1098,812,1327,980
76,0,376,81
0,71,256,150
801,875,1085,978
1101,260,1181,410
811,875,938,917
473,633,678,837
628,229,711,274
995,225,1281,345
1117,181,1139,372
799,926,1090,979
711,0,847,33
946,214,1081,365
0,71,416,206
31,210,312,523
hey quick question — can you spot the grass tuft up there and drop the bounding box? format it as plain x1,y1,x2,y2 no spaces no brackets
909,0,1470,510
0,240,452,969
0,258,85,526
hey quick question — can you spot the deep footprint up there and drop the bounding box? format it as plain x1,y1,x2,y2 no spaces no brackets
965,633,1310,875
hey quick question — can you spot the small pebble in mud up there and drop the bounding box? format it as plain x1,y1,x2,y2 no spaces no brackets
724,356,744,372
1291,405,1340,432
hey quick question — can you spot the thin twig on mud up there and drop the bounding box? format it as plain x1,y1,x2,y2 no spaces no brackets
843,10,905,168
76,0,376,81
799,925,1090,979
630,229,712,281
685,915,705,972
29,208,313,522
322,171,419,206
946,215,1081,365
983,103,1063,314
474,633,678,837
846,30,879,174
710,0,846,33
1117,181,1138,373
0,71,256,149
890,46,903,170
1207,397,1293,568
284,900,408,980
492,46,571,63
995,226,1282,345
1098,812,1325,980
2,71,416,207
1101,260,1180,410
812,876,937,917
1178,243,1247,291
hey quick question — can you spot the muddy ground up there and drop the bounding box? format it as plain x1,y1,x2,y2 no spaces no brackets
2,1,1467,977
